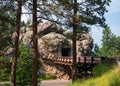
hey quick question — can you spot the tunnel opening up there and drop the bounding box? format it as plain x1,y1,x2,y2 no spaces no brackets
61,48,71,56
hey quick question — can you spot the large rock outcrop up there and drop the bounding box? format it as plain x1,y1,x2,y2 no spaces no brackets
17,21,93,56
11,21,93,79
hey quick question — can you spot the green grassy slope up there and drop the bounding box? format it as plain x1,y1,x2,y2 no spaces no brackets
68,59,120,86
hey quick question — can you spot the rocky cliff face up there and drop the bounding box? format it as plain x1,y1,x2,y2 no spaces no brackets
11,21,93,79
17,21,93,57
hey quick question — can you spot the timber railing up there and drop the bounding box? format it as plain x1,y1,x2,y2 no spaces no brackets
41,51,103,66
40,51,105,77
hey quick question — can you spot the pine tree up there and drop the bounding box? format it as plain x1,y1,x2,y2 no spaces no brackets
10,1,22,86
0,0,16,55
16,0,111,82
100,27,120,56
32,0,38,86
37,0,111,82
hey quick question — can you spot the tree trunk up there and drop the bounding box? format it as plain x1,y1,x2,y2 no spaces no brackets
72,0,78,83
10,1,22,86
32,0,38,86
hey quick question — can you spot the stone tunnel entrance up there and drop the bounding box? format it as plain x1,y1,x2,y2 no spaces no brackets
61,47,71,56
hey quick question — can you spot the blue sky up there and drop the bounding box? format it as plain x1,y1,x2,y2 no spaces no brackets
91,0,120,47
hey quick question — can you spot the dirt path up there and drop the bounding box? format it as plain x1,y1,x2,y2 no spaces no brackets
39,80,71,86
0,80,71,86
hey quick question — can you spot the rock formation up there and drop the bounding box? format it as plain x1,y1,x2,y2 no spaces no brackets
17,21,93,57
11,21,93,79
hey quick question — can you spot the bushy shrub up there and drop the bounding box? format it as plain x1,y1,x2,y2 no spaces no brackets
38,74,53,81
0,56,11,81
16,44,33,86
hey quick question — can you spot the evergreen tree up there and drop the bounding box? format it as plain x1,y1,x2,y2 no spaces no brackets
37,0,111,28
16,44,33,86
32,0,38,86
10,1,22,86
37,0,111,82
99,27,113,56
0,0,16,56
102,27,114,46
0,56,11,81
99,27,120,56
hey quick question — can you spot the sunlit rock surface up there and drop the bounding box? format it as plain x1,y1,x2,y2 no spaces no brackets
10,21,93,79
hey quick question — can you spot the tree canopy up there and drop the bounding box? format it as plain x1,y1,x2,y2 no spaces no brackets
98,27,120,56
0,0,17,56
37,0,111,30
0,0,114,85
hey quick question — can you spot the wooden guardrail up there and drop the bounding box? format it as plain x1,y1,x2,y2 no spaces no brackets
41,54,102,66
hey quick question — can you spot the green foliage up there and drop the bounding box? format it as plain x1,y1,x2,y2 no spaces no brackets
38,74,53,81
93,58,116,77
92,62,110,77
0,68,10,82
16,44,33,86
99,27,120,56
0,56,11,81
68,60,120,86
91,44,100,56
20,21,26,27
37,0,111,29
102,27,113,46
0,1,16,55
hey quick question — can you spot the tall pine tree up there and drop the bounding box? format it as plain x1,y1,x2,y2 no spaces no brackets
32,0,38,86
10,1,22,86
99,27,120,56
37,0,111,81
0,0,16,56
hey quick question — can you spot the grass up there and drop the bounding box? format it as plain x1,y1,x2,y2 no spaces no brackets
38,74,54,81
68,59,120,86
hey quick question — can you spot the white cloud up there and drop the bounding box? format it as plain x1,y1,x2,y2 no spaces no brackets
107,0,120,14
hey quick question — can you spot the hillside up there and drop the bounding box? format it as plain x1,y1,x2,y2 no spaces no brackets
68,58,120,86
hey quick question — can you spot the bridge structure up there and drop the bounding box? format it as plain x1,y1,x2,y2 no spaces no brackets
40,50,104,78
